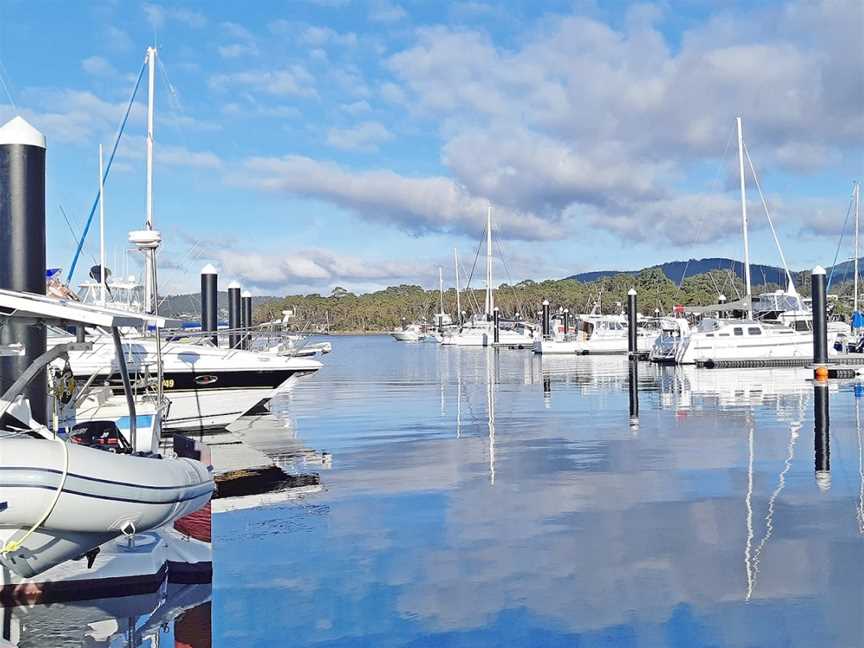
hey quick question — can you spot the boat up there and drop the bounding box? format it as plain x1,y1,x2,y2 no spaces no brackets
443,206,536,347
533,311,660,355
649,117,840,365
391,323,425,342
0,289,214,580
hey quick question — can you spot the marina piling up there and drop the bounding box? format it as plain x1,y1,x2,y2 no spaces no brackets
228,281,241,349
493,307,500,345
0,117,47,422
627,289,637,357
542,300,550,338
718,294,726,318
814,381,830,491
242,291,253,350
811,266,828,370
201,264,218,346
563,308,569,335
628,358,639,427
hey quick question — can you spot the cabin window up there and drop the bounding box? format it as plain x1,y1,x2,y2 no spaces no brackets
748,327,762,335
794,320,811,332
733,328,743,336
706,333,714,337
719,333,730,336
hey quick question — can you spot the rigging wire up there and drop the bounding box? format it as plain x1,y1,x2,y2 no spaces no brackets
826,187,856,291
0,54,16,111
58,205,98,268
67,55,148,284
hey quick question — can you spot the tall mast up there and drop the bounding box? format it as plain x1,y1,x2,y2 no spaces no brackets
144,46,156,313
485,204,494,316
736,116,753,319
98,144,107,306
438,266,444,313
855,181,860,316
454,248,461,318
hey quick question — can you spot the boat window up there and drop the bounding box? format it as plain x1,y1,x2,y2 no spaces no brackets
733,328,743,336
706,333,714,337
719,333,730,336
748,327,762,335
794,320,811,332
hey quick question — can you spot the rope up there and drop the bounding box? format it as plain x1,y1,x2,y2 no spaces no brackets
1,437,70,555
67,55,148,284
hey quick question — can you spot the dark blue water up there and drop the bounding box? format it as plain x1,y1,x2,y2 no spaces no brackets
215,335,864,647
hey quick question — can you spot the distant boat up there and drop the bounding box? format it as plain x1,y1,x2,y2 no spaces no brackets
534,312,659,355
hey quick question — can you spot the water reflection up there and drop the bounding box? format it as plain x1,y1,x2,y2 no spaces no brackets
215,337,864,646
1,582,211,647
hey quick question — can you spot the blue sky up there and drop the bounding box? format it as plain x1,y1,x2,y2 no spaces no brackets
0,0,861,296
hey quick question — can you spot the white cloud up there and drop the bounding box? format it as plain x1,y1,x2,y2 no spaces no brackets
299,25,358,48
143,3,207,29
341,100,372,115
218,43,258,59
81,56,118,77
370,0,406,23
209,66,316,97
234,155,564,241
326,121,393,151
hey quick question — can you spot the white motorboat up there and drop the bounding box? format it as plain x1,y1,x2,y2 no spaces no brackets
0,289,214,579
533,314,659,355
391,324,424,342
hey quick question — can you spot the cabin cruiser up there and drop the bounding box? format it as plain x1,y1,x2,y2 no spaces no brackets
533,314,659,355
391,323,425,342
0,289,214,580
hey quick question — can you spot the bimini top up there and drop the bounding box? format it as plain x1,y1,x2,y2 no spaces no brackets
0,288,166,328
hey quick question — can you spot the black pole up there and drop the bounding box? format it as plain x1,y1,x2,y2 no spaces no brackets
627,288,637,357
0,117,47,423
200,264,218,346
628,358,639,426
814,382,830,491
563,309,569,335
718,294,727,319
542,300,550,337
811,266,828,366
242,291,253,350
493,307,500,345
228,281,241,349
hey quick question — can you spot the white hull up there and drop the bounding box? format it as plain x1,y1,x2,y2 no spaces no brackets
534,334,657,355
0,438,213,578
161,386,276,431
442,326,534,347
391,331,421,342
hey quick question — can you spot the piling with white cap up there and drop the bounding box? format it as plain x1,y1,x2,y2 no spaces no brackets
563,308,569,335
493,307,500,345
228,281,242,349
541,300,550,338
811,266,828,369
0,116,47,422
201,264,218,346
241,290,253,350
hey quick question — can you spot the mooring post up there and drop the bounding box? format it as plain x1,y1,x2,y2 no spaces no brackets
0,117,47,423
718,294,726,319
228,281,241,349
493,307,500,345
814,381,830,491
542,300,550,338
563,308,569,335
242,290,253,350
628,357,639,428
200,264,218,346
811,266,828,375
627,289,638,358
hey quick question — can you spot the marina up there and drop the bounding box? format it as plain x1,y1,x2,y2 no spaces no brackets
0,2,862,646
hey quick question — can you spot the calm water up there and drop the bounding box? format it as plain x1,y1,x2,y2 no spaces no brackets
214,335,864,647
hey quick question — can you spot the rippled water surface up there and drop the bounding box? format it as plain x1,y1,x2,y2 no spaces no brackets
215,335,864,647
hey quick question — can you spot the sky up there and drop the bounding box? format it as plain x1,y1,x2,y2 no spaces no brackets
0,0,862,297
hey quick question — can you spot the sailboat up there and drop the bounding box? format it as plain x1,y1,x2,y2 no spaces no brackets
56,47,321,430
441,205,535,347
650,117,843,365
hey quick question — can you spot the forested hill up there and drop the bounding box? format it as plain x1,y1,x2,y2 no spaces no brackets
568,257,864,286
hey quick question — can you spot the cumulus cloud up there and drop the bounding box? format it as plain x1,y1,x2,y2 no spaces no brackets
81,56,118,77
234,155,564,241
326,121,393,151
209,66,316,97
142,3,206,29
369,0,406,23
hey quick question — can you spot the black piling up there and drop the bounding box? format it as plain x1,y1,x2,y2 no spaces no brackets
563,308,569,335
242,290,253,350
812,266,828,369
493,307,500,345
542,300,550,338
0,117,47,423
718,294,727,318
627,289,638,357
200,264,218,346
228,281,241,349
814,381,830,491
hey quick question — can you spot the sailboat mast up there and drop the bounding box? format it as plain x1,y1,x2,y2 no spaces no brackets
855,181,860,316
144,46,156,313
736,117,753,319
485,204,494,316
438,266,444,314
454,248,461,319
98,144,106,306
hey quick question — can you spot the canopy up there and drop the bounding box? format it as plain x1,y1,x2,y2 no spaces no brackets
683,298,751,315
0,288,166,328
